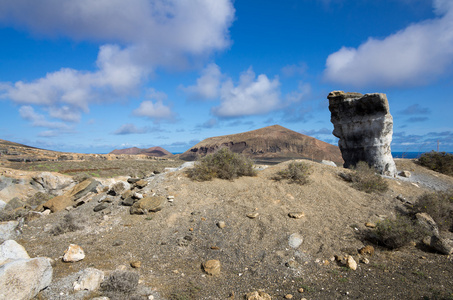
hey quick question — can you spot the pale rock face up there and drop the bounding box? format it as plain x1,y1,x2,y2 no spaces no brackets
0,257,53,300
0,240,30,265
328,91,397,176
32,172,74,195
0,220,19,241
73,267,105,291
63,244,85,262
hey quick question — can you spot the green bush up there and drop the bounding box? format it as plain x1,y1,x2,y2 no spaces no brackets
418,151,453,176
186,148,256,181
374,216,427,249
413,190,453,231
348,161,389,193
272,161,311,185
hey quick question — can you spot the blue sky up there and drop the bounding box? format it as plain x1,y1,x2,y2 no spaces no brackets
0,0,452,154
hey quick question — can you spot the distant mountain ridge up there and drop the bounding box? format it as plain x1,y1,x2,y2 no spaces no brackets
109,146,172,157
179,125,343,164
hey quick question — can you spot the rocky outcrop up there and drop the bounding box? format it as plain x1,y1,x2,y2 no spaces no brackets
42,179,99,212
328,91,397,176
179,125,343,164
109,146,172,157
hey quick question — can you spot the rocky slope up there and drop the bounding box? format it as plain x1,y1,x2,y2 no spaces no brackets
1,158,452,299
109,146,172,157
179,125,343,164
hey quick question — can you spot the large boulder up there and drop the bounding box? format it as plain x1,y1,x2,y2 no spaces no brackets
0,257,53,300
0,240,30,265
130,196,165,214
328,91,397,176
32,172,74,195
0,220,19,241
43,179,99,212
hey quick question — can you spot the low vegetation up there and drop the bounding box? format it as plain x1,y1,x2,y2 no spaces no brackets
342,161,389,193
418,151,453,176
272,161,311,185
413,190,453,232
50,213,83,236
101,270,139,297
373,216,427,249
186,148,256,181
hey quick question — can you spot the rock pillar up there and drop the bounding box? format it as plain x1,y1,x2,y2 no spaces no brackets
327,91,397,176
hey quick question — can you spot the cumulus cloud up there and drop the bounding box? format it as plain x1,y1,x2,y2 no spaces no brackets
113,124,149,135
182,64,222,100
0,0,235,126
133,100,174,121
212,68,281,117
324,0,453,87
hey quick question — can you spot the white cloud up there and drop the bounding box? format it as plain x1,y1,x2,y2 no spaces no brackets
182,63,222,100
133,100,174,120
19,105,71,130
324,0,453,87
212,68,281,117
0,0,235,126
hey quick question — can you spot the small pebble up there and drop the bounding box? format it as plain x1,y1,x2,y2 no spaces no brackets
130,261,141,268
285,294,293,299
246,212,259,219
298,288,304,293
217,221,226,229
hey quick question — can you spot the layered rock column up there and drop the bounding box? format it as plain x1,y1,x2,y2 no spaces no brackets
328,91,397,176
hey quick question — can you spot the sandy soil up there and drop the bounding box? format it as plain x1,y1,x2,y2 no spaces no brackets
5,159,453,299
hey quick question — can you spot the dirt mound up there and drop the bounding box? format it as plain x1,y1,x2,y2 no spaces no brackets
10,158,453,299
179,125,343,164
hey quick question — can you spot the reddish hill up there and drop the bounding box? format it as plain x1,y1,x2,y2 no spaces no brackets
179,125,343,164
109,146,172,157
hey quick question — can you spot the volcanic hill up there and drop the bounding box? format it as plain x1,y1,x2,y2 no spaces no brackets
109,146,172,157
179,125,343,164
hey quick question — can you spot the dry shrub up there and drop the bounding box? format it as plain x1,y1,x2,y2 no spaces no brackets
50,213,83,235
272,161,311,185
374,216,427,249
101,271,139,294
418,151,453,176
186,148,256,181
348,161,388,193
413,190,453,231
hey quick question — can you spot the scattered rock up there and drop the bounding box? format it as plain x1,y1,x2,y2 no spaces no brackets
247,212,259,219
298,288,304,293
202,259,221,276
217,221,226,229
112,240,124,247
347,255,357,270
0,220,19,240
399,171,411,178
288,212,305,219
108,181,131,196
285,294,293,299
285,260,298,268
73,267,105,291
328,91,397,176
246,290,272,300
288,233,303,249
167,195,174,202
121,197,135,206
63,244,85,262
0,200,6,212
361,257,370,264
121,190,133,200
423,235,453,255
130,196,165,214
359,245,375,256
0,240,30,264
134,192,144,200
130,261,141,268
43,179,99,212
365,222,376,228
93,203,108,212
0,257,52,300
321,160,337,167
416,213,440,237
135,179,148,189
127,178,140,184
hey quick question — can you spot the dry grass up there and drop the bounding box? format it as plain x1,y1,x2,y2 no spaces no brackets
272,161,311,184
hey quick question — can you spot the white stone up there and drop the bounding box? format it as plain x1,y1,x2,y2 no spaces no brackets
73,267,105,291
0,200,6,212
33,172,74,193
0,257,53,300
0,220,19,240
321,160,337,167
288,233,303,249
347,255,357,270
63,244,85,262
0,240,30,265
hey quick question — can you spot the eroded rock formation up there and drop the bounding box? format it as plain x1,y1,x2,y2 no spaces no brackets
328,91,397,176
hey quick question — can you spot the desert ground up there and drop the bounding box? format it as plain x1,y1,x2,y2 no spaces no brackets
1,157,453,300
